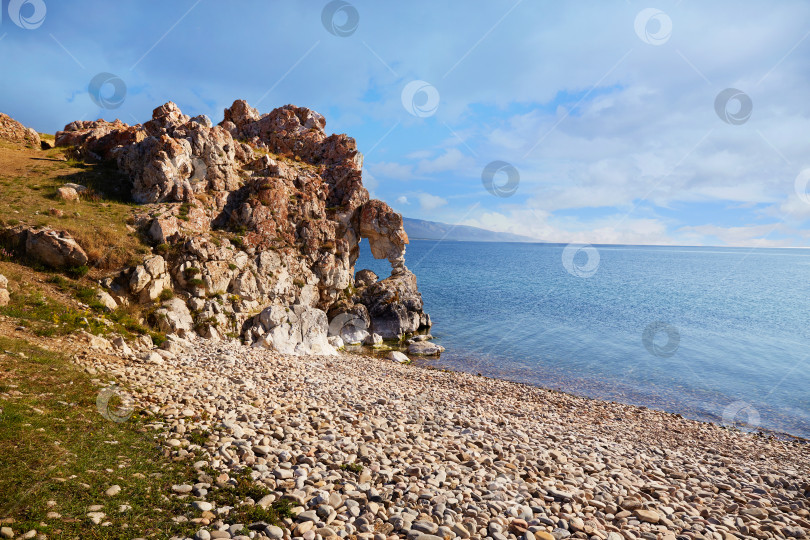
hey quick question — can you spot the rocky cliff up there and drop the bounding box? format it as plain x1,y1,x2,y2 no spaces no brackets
48,100,431,354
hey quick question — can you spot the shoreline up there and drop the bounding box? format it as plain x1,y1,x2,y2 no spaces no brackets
409,356,810,445
355,345,809,445
80,336,810,540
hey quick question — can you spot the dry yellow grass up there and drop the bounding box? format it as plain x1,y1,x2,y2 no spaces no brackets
0,142,150,272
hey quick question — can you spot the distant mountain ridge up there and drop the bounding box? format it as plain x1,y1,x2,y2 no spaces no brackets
403,217,536,243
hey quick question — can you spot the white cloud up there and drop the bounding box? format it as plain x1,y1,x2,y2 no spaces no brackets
366,162,414,181
417,193,448,212
396,195,409,205
676,223,791,247
460,209,676,245
416,148,470,175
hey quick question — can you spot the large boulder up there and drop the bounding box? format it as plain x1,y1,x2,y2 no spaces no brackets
249,304,336,356
24,228,88,269
155,297,194,337
0,113,40,148
358,269,429,339
327,307,370,345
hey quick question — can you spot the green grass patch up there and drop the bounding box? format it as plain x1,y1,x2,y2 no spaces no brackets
0,337,198,537
2,274,166,344
339,463,363,474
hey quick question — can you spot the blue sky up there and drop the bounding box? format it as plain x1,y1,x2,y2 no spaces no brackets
2,1,810,246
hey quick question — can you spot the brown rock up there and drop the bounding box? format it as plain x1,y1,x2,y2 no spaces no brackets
358,199,409,269
57,186,79,201
149,216,180,244
742,507,769,520
509,519,529,534
0,113,40,148
633,509,660,524
24,228,89,268
354,269,378,288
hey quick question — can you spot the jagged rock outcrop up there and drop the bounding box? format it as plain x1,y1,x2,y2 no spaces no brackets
0,113,40,148
359,200,409,273
54,100,433,354
356,269,431,340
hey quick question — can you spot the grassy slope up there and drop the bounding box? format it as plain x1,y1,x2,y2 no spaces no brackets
0,142,294,537
0,333,202,538
0,329,294,538
0,141,150,271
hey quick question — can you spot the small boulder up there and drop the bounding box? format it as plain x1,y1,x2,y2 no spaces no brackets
328,335,344,349
252,304,336,356
387,351,409,363
155,297,194,337
140,351,164,365
63,183,87,193
149,216,180,244
56,186,79,201
0,274,8,307
408,341,445,356
363,332,384,347
95,289,118,311
354,269,378,288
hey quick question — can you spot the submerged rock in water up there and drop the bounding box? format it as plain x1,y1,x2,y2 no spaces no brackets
408,341,445,356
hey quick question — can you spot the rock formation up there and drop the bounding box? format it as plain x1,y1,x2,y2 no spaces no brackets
0,113,40,148
53,100,432,353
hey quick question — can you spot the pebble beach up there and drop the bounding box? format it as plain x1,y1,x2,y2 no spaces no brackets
78,337,810,540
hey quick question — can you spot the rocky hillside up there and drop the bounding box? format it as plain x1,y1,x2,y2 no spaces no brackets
0,101,434,355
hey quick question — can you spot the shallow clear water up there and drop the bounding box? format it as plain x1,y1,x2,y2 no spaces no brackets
356,239,810,439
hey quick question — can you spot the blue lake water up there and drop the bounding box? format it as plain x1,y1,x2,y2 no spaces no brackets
356,239,810,439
